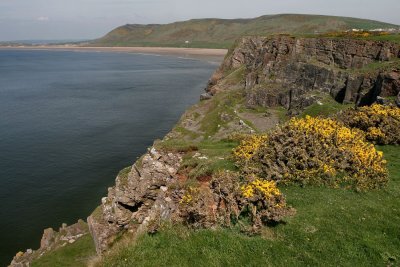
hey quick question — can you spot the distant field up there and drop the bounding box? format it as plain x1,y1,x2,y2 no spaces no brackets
91,14,399,48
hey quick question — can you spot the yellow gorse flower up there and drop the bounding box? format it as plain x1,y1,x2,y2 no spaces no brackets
180,187,199,204
288,115,386,178
233,134,268,161
241,178,281,199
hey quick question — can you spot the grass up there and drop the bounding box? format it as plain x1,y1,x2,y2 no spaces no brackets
117,166,132,187
364,33,400,43
300,94,354,118
31,234,96,267
179,139,239,181
98,145,399,267
199,90,244,138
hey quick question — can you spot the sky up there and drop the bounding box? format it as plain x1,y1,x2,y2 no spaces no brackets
0,0,399,41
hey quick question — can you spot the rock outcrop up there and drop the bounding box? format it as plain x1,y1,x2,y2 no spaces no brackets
207,35,400,110
87,148,183,254
9,220,89,267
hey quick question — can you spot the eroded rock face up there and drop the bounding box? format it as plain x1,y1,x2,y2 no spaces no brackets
208,36,400,110
87,147,182,254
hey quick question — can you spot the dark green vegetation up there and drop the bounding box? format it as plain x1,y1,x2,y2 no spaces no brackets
31,235,96,267
98,145,399,267
91,14,398,48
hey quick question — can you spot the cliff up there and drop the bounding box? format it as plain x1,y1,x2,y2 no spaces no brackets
208,35,400,114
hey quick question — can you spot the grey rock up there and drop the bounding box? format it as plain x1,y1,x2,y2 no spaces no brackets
200,93,213,101
88,147,182,254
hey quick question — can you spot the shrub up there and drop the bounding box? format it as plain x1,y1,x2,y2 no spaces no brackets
239,174,294,229
339,104,400,145
179,171,294,230
234,116,388,191
232,134,268,162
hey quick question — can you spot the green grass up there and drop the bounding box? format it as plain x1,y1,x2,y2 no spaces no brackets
363,34,400,43
117,166,132,187
31,234,96,267
199,90,244,138
179,139,239,181
300,95,354,117
350,58,400,75
99,145,399,267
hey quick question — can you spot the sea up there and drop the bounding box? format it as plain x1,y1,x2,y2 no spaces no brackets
0,49,218,265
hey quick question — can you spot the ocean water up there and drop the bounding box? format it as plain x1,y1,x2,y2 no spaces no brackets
0,49,218,265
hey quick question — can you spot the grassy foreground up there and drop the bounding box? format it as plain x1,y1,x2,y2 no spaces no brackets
99,145,399,267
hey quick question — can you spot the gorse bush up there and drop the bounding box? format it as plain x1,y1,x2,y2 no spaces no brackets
179,171,294,231
240,174,294,228
339,104,400,145
232,134,268,161
234,116,388,191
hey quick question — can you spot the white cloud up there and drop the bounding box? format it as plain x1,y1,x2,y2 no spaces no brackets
36,16,49,21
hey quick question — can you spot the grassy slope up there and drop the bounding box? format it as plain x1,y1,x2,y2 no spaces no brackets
91,14,399,48
100,145,400,267
31,234,96,267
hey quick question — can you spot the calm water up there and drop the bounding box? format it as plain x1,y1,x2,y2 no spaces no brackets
0,49,217,265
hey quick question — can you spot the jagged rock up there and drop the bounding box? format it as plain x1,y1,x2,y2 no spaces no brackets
40,228,55,250
88,147,182,254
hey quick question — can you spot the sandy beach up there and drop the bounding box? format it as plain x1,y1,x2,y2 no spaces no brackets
0,45,228,63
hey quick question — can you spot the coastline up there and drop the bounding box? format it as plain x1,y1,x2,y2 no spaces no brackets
0,45,228,63
3,51,222,266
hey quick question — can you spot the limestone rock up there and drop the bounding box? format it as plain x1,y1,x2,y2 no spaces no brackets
40,228,55,250
88,147,182,254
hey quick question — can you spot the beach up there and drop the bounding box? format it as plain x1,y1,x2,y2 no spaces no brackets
0,45,228,63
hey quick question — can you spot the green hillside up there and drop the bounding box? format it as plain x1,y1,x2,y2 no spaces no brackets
91,14,399,48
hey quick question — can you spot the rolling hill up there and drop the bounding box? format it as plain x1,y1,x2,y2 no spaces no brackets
91,14,399,48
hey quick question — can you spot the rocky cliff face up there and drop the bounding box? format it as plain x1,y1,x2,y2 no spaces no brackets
208,36,400,111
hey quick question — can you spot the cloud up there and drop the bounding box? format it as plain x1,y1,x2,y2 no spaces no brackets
36,16,49,21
